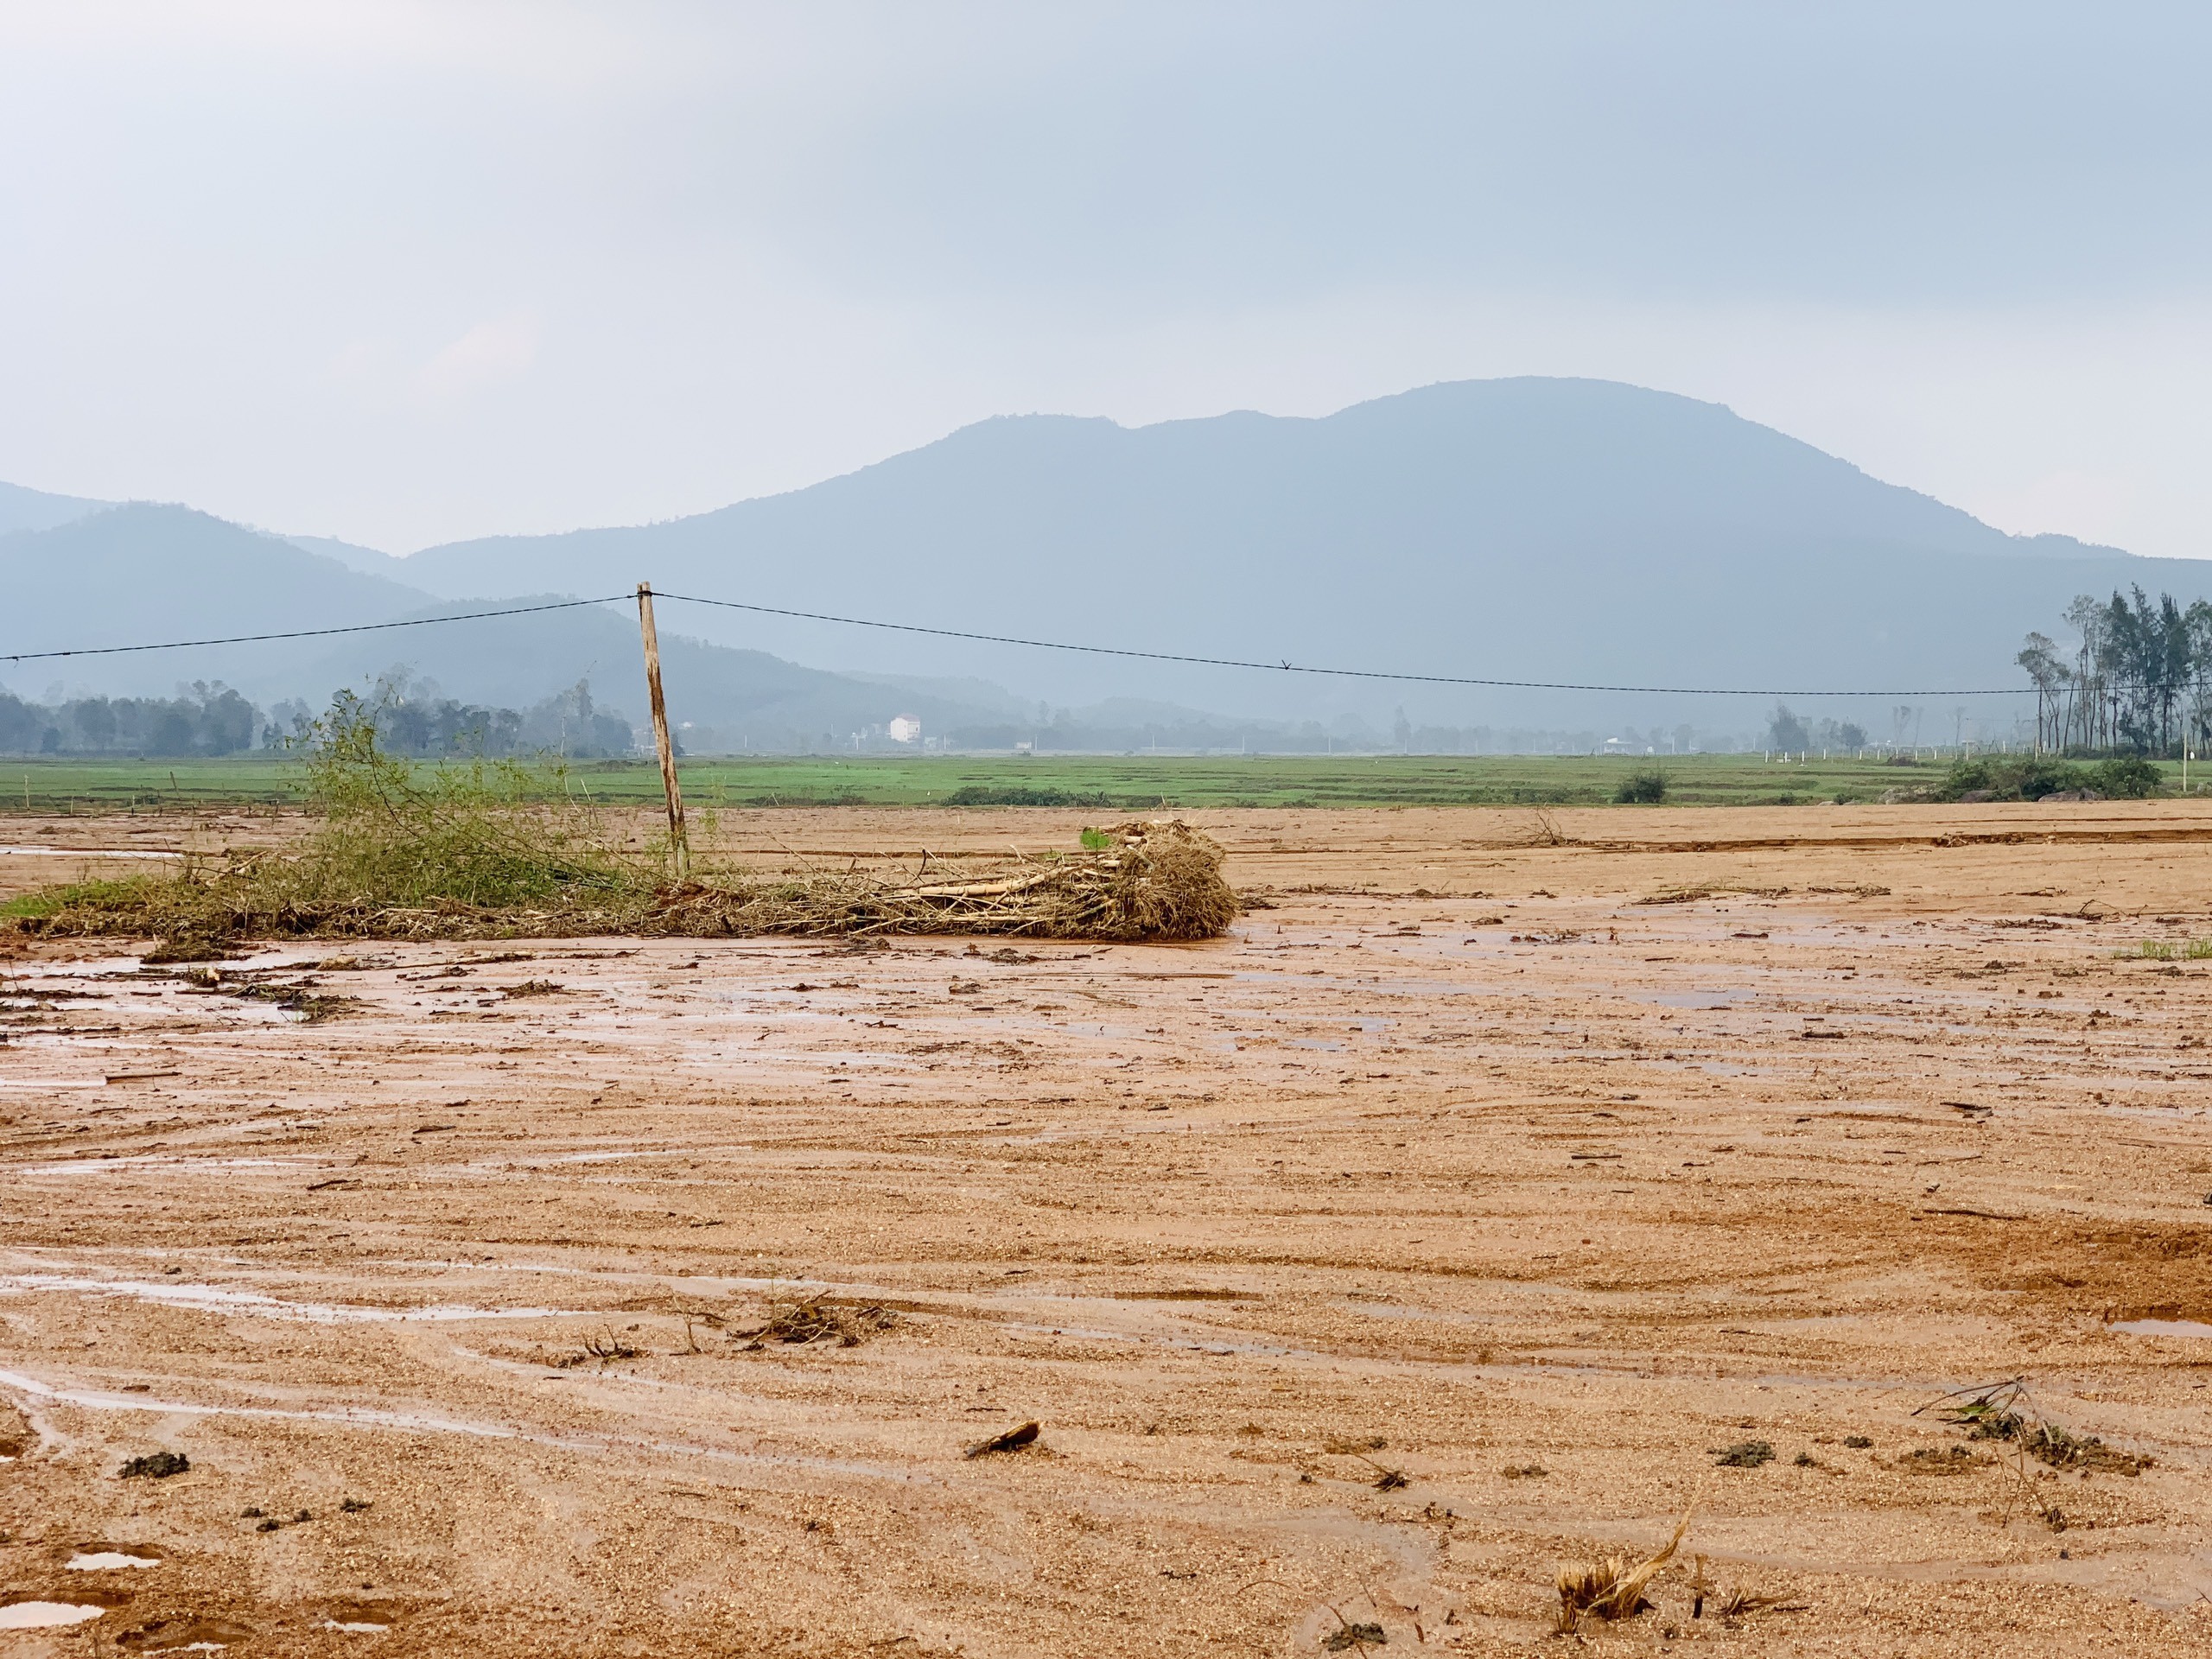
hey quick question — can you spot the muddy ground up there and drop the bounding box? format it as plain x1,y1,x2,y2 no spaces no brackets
3,803,2211,1655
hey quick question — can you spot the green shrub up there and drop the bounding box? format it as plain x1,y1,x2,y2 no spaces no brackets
1612,769,1668,804
2090,756,2164,798
2011,757,2089,798
1942,759,1995,798
1938,755,2136,801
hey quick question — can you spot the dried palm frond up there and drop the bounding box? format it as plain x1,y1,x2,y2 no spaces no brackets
1554,1505,1693,1633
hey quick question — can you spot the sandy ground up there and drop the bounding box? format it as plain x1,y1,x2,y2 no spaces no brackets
3,803,2212,1655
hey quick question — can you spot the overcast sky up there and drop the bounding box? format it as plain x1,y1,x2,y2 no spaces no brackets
3,2,2209,556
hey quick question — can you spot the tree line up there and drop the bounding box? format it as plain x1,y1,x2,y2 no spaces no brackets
2019,587,2212,756
0,683,258,756
0,674,633,759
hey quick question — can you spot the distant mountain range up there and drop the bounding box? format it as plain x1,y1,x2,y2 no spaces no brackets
0,506,1045,752
8,377,2208,750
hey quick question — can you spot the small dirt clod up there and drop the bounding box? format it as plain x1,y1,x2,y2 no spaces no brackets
118,1451,189,1479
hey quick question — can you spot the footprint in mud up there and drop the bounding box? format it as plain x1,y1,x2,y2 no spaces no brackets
319,1599,399,1635
118,1616,254,1651
0,1586,134,1630
0,1601,111,1630
67,1542,164,1570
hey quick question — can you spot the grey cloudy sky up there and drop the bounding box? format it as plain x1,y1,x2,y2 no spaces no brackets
3,2,2209,556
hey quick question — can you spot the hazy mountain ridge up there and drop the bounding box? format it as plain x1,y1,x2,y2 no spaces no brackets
0,480,117,537
383,378,2177,729
4,377,2201,746
0,505,1173,750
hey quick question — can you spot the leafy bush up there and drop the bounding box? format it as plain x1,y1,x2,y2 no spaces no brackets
1612,770,1668,804
1938,753,2164,802
2090,755,2164,798
1942,759,1996,798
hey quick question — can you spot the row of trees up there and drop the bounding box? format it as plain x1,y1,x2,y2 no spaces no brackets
1765,707,1869,753
266,674,635,759
0,683,259,756
0,674,634,759
2019,588,2212,756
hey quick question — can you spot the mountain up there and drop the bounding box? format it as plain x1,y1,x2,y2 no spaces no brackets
0,504,1037,749
0,479,108,537
391,378,2202,730
283,532,420,584
0,504,435,699
11,378,2208,746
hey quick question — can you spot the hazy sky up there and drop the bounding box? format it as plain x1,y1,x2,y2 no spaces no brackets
3,2,2209,556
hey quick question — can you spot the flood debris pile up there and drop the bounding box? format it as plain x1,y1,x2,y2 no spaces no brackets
735,1298,899,1350
2,702,1238,949
650,817,1236,941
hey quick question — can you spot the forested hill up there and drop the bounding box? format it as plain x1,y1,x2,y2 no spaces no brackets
0,505,1029,750
389,377,2197,728
10,379,2210,739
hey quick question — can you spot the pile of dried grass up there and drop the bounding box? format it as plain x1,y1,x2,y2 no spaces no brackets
650,820,1238,941
736,1297,899,1349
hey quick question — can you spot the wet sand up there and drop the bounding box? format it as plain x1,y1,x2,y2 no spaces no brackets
3,803,2211,1654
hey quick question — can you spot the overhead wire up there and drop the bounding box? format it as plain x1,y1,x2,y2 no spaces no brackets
0,583,2044,697
0,595,631,664
650,591,2039,698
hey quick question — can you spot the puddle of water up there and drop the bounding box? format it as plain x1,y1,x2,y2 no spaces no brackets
0,1274,573,1325
67,1550,161,1570
20,1156,324,1177
2111,1318,2212,1338
323,1621,391,1635
0,1601,107,1630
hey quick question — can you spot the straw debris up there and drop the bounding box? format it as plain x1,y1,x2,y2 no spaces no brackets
736,1298,899,1349
1554,1505,1691,1633
650,818,1236,941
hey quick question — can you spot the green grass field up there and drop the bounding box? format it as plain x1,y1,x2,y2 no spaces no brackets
3,750,2168,814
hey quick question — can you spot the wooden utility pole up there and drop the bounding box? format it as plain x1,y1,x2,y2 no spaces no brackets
636,582,688,874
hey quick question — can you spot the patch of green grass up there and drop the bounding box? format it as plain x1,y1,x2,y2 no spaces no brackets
9,749,2144,812
2120,938,2212,961
1,877,151,922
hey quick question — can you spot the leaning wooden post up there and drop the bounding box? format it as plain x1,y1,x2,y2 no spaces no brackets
636,582,688,876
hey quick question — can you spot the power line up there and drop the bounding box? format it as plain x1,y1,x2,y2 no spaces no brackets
653,591,2039,698
0,582,2047,698
0,595,630,664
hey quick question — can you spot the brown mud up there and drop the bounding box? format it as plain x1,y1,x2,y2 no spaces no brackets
2,802,2211,1655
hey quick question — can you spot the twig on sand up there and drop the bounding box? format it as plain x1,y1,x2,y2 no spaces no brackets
963,1421,1040,1459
